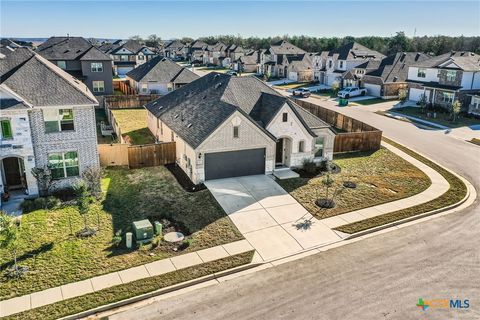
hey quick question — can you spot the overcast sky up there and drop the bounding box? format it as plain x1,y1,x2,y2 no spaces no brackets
1,1,479,39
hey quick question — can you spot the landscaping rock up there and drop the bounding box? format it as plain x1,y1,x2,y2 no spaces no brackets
315,198,336,209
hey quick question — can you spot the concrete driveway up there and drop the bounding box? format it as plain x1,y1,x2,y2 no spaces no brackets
205,175,342,261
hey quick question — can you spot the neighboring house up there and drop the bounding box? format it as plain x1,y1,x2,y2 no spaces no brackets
145,73,335,184
259,40,306,78
188,40,209,63
283,53,315,82
126,57,199,95
207,42,228,66
318,42,384,86
359,52,430,98
36,36,114,95
341,59,382,88
105,40,158,76
163,40,188,60
233,50,260,73
0,48,99,205
406,51,480,111
226,44,245,63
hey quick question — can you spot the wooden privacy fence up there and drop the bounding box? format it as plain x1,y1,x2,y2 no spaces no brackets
98,142,176,168
104,94,160,109
291,98,382,153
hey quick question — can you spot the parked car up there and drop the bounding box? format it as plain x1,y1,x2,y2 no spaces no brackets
292,88,311,98
337,86,367,99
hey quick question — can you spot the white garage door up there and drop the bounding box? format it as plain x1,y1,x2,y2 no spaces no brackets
288,72,298,82
409,88,430,102
363,84,381,97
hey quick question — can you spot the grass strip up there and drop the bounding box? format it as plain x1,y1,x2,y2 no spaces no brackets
334,138,467,234
4,251,254,320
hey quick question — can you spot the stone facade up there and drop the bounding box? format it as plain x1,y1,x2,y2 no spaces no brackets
438,69,463,87
29,106,99,190
0,108,38,198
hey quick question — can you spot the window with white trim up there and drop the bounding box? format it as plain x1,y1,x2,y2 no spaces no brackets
44,109,74,133
141,83,149,93
314,137,325,157
91,62,103,72
446,70,457,82
48,151,79,179
417,68,426,78
441,92,454,103
93,81,105,93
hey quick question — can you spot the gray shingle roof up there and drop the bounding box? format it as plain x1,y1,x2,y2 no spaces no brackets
1,50,97,107
145,73,329,148
364,52,430,84
270,40,306,55
0,99,29,110
111,40,145,54
0,47,34,81
126,57,199,83
328,42,384,61
411,51,480,71
79,46,112,61
37,37,110,61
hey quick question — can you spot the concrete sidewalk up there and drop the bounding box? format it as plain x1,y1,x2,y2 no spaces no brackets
0,240,254,317
206,141,449,263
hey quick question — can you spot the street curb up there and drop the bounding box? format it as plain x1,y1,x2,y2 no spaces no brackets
381,111,449,130
60,255,261,320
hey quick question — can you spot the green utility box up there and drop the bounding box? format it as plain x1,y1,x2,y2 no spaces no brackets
339,98,349,107
132,219,154,244
154,221,163,236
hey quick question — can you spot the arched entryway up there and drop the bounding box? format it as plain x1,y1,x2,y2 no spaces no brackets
1,156,28,193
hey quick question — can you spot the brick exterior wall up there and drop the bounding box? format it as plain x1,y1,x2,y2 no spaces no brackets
383,82,409,98
29,106,99,190
438,69,463,87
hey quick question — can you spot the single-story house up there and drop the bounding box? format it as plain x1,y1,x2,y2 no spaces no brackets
145,73,335,184
126,57,199,95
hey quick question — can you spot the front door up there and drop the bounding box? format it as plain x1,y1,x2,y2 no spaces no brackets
275,139,283,165
3,157,22,188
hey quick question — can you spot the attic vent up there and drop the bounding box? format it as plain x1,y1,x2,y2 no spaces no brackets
460,51,465,56
76,50,82,53
152,101,157,105
158,106,163,110
203,95,207,99
64,50,70,53
215,82,222,89
187,123,192,128
393,76,398,82
174,114,179,119
213,74,220,79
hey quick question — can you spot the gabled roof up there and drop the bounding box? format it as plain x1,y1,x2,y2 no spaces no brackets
239,51,259,65
269,40,306,55
79,46,112,61
0,47,34,81
411,51,480,71
211,42,228,52
126,57,199,83
328,42,384,61
164,40,185,50
37,36,110,61
145,73,329,148
1,48,97,106
364,52,430,83
190,40,209,50
110,40,149,55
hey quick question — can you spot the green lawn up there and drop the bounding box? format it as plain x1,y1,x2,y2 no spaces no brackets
5,251,253,320
277,148,431,219
352,98,395,105
110,108,155,145
273,82,311,90
334,138,468,234
391,107,480,128
0,167,242,300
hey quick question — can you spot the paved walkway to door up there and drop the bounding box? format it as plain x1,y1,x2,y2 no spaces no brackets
205,176,343,261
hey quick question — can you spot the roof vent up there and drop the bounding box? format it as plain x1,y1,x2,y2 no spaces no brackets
64,50,70,53
174,114,179,119
215,82,222,89
203,95,207,99
152,101,157,105
460,51,465,56
187,123,192,128
213,74,220,79
393,76,398,82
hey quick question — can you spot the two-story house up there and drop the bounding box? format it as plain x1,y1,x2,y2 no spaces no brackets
126,57,199,95
188,40,209,64
207,42,228,66
163,40,188,60
406,51,480,111
259,40,306,78
318,42,384,86
1,48,99,207
105,40,158,76
36,36,114,95
359,52,430,98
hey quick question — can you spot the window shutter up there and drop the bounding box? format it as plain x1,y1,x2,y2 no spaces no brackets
1,120,13,138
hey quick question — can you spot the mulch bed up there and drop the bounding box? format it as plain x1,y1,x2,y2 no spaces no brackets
165,164,206,192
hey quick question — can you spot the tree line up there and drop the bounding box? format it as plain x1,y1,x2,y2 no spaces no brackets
130,32,480,56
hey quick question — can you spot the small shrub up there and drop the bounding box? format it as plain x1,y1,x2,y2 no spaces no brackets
20,200,35,213
302,158,318,175
112,230,123,247
177,239,192,251
46,196,61,209
33,197,47,209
